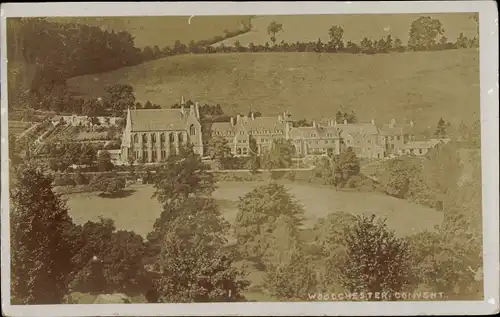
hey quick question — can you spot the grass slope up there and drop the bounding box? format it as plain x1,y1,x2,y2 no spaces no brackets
50,16,252,48
217,13,478,47
68,49,480,128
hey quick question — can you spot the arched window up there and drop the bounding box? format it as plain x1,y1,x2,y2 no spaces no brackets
160,133,166,143
133,134,139,143
237,148,242,155
169,133,175,143
142,133,148,143
151,133,156,143
190,124,196,136
242,148,248,155
178,132,184,144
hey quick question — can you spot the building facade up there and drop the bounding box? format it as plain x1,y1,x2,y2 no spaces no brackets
119,99,427,163
120,103,203,164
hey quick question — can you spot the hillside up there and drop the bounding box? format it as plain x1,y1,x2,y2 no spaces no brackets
67,48,480,129
217,13,478,47
49,16,252,48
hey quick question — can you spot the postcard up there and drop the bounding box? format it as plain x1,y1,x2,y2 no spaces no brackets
1,1,498,316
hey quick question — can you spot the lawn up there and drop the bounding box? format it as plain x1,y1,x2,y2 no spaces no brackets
50,16,252,48
64,181,443,239
216,13,477,47
67,48,480,129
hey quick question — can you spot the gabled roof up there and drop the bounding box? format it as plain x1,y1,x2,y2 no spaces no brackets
379,123,414,135
336,123,379,137
243,116,286,132
130,109,186,131
290,126,341,139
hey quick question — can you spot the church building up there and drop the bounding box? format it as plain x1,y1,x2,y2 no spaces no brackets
120,101,203,164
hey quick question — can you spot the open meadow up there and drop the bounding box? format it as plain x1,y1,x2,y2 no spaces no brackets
216,13,478,47
68,48,480,129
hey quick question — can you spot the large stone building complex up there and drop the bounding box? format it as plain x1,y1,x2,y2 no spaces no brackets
119,98,440,164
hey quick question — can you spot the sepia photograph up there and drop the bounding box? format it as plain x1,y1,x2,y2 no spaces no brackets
1,1,498,316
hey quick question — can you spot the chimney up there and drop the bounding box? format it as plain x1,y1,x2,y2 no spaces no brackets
181,96,185,105
180,105,185,115
344,119,348,124
313,120,317,128
390,118,396,127
195,102,200,119
251,112,254,120
230,117,234,126
410,120,414,127
243,115,248,123
371,119,375,125
236,114,241,123
278,114,283,122
333,120,337,127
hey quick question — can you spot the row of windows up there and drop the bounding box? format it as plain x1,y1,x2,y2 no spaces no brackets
213,129,284,137
309,133,334,138
133,132,186,144
294,139,337,145
134,149,174,161
236,148,248,155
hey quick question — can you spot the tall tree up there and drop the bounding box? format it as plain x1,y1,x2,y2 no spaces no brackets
207,136,233,170
151,145,215,208
267,20,284,45
262,139,295,169
328,25,344,52
435,117,448,138
10,163,76,304
408,16,445,51
235,183,304,259
97,150,114,172
148,147,249,302
337,215,411,295
105,84,136,116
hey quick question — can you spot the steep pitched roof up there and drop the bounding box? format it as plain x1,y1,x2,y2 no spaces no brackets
336,123,379,137
290,126,341,139
130,109,186,131
379,123,414,135
243,116,286,132
401,140,436,149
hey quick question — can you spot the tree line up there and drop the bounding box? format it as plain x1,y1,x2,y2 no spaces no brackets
108,16,479,58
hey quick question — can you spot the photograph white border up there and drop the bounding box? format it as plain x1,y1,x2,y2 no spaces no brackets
1,1,498,316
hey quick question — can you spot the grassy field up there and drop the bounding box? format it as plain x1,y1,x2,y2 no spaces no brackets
68,48,480,129
216,13,477,47
64,181,442,239
50,16,252,48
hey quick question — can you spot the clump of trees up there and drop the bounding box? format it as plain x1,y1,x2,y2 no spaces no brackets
330,215,412,295
312,147,363,189
45,141,100,172
234,183,305,260
261,139,295,170
89,172,127,196
379,141,463,210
